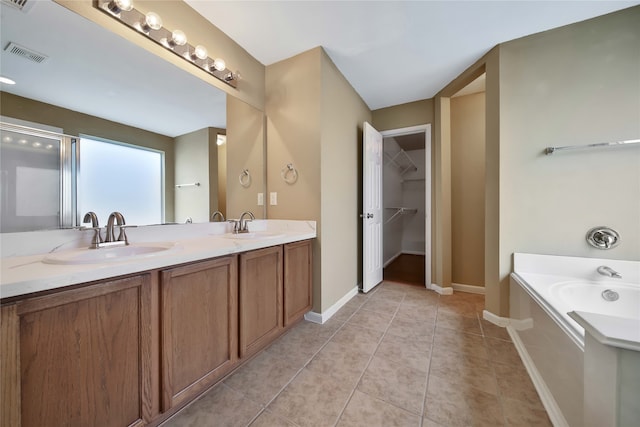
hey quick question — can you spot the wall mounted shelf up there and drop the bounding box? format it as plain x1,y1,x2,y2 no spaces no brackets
384,149,417,175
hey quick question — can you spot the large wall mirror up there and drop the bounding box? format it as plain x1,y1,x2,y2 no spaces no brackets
0,0,265,232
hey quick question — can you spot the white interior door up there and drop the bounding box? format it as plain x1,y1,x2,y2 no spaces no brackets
362,122,383,293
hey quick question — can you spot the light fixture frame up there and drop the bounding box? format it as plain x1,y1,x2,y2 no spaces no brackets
98,1,238,88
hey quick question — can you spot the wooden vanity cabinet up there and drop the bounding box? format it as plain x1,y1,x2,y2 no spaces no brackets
238,245,283,359
1,239,313,427
283,239,313,326
0,274,152,427
159,256,238,412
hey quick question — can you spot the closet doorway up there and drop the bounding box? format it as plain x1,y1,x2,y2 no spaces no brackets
381,125,431,288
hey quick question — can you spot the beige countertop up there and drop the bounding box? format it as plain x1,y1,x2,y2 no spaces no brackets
1,220,316,300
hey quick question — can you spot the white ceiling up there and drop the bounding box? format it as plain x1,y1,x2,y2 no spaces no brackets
185,0,640,109
1,0,638,137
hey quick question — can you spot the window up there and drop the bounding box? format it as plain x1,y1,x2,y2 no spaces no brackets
78,136,164,226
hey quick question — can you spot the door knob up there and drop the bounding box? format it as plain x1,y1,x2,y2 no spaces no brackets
366,213,374,219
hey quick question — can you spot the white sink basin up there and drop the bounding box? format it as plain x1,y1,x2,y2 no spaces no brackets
222,231,285,240
42,242,178,265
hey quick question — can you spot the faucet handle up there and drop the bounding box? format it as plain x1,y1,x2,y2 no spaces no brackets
117,225,136,245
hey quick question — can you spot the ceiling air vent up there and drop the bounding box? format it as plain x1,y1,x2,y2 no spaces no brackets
1,0,34,13
4,42,48,64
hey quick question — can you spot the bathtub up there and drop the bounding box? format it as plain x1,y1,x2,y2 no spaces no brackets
509,253,640,427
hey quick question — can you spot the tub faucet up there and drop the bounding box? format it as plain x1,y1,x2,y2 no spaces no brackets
105,212,127,244
597,265,622,279
238,211,255,233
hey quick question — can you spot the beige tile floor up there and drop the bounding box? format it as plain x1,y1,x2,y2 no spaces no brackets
162,282,552,427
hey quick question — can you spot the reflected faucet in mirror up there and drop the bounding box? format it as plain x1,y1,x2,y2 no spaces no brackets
211,211,225,222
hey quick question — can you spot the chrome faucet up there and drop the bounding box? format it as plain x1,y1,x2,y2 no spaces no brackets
82,211,103,249
597,265,622,279
105,212,128,244
238,211,255,233
211,211,225,222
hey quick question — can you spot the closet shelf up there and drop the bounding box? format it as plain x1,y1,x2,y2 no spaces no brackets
384,207,418,224
384,149,417,175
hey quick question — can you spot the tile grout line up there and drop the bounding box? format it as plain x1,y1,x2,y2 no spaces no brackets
419,294,441,426
244,290,376,427
242,315,353,427
331,287,408,426
477,310,510,427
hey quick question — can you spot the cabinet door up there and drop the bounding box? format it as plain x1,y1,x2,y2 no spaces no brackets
161,256,238,411
2,274,152,427
239,246,283,359
284,240,313,326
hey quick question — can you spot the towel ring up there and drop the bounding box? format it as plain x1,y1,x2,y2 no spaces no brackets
281,163,298,184
239,169,251,188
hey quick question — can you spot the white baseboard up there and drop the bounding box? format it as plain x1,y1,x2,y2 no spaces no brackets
304,286,358,324
482,310,510,327
402,250,426,256
507,326,569,427
452,282,485,294
483,310,533,330
429,283,453,295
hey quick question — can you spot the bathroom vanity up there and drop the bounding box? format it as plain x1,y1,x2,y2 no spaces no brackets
0,220,315,427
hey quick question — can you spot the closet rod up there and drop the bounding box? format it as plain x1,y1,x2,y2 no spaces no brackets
385,207,417,224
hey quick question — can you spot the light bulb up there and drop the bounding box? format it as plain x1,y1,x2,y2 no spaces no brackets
106,0,133,14
140,12,162,32
46,144,54,150
0,76,16,85
2,136,12,143
211,58,226,72
18,139,27,145
171,30,187,46
32,142,42,148
193,45,208,61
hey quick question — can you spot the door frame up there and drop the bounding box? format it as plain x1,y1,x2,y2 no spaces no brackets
380,124,432,289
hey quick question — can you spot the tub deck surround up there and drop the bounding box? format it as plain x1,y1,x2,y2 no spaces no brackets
568,311,640,352
0,220,316,299
510,252,640,427
512,252,640,349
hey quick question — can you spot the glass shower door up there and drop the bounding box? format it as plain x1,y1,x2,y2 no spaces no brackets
0,123,74,232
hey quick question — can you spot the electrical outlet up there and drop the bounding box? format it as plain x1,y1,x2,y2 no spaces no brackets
257,193,264,206
270,192,278,205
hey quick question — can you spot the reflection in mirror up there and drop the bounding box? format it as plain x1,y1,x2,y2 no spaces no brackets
0,0,264,231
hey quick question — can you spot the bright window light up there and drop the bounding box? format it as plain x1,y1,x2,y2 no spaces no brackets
79,137,163,225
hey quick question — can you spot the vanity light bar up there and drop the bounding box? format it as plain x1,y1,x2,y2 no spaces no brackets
99,0,238,88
